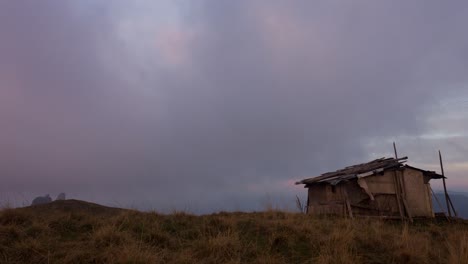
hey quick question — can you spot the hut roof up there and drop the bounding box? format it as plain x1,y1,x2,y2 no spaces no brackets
296,156,444,186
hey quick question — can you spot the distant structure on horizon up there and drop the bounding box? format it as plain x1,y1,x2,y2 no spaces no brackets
31,193,67,206
31,194,52,206
56,193,66,201
296,156,457,221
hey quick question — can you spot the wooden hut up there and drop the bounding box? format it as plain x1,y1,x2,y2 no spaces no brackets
296,157,446,219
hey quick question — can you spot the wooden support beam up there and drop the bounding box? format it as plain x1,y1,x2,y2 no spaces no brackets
343,189,354,219
396,170,413,222
401,198,413,223
375,198,382,217
439,150,453,217
447,195,458,217
430,186,450,221
393,142,406,223
393,142,398,159
393,171,404,219
345,198,353,219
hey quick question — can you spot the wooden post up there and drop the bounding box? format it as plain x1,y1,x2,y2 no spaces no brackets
393,171,404,219
430,187,450,221
345,198,353,219
375,198,382,217
447,195,458,217
397,170,413,222
401,198,413,223
439,150,452,217
393,142,398,159
343,189,354,219
392,143,406,220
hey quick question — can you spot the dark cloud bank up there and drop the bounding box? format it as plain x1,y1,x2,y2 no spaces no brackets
1,1,468,212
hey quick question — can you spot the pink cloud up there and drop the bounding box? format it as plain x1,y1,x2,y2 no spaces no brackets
155,28,195,67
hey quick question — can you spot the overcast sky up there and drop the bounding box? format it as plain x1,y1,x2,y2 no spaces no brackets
1,1,468,212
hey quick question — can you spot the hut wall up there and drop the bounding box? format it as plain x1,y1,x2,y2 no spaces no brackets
305,168,436,218
402,168,434,217
307,184,345,215
345,174,400,216
362,171,400,216
344,181,369,204
364,171,397,194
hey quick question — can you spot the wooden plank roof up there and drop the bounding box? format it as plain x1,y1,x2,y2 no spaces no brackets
296,156,444,186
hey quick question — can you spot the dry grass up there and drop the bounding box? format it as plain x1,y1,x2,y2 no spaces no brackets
1,200,468,263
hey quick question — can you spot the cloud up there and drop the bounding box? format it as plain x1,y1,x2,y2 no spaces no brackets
1,0,468,211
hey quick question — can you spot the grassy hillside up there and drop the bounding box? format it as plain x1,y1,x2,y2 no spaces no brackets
1,200,468,264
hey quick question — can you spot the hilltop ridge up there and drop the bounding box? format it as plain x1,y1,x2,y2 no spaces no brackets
21,199,127,215
1,200,468,263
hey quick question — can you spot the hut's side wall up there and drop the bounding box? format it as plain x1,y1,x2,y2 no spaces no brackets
361,171,400,216
305,167,436,218
307,184,345,215
402,168,434,217
365,171,397,194
344,181,370,207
